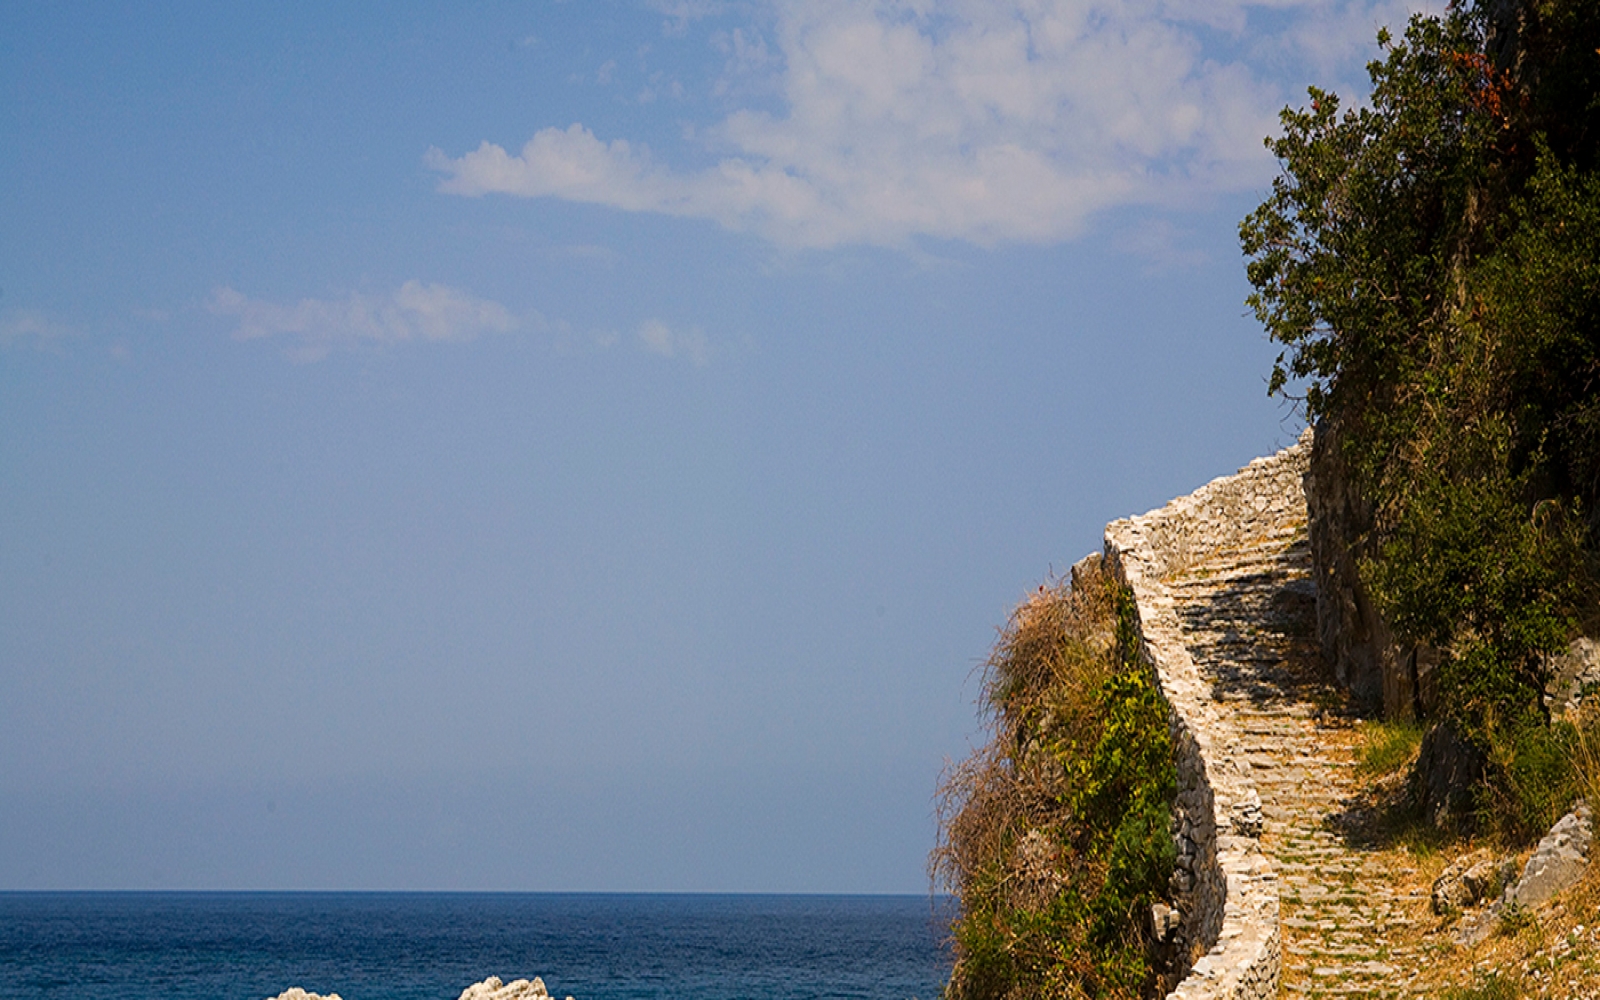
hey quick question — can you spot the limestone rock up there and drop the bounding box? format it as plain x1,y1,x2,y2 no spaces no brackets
1544,638,1600,718
1506,800,1594,910
1431,851,1516,914
267,991,342,1000
458,976,572,1000
1150,902,1181,942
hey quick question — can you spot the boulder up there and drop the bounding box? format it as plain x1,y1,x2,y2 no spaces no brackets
1414,724,1485,831
267,991,342,1000
1505,800,1594,910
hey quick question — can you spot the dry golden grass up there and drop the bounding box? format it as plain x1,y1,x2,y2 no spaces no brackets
1320,712,1600,998
932,559,1121,914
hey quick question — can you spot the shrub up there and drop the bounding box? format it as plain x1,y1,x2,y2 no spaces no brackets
933,558,1177,1000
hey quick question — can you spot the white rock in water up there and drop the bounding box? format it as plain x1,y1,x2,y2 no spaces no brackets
267,990,342,1000
458,976,570,1000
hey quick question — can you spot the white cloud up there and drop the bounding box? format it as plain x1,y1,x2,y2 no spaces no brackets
0,309,76,349
428,0,1444,249
712,26,779,85
637,318,710,365
209,282,518,362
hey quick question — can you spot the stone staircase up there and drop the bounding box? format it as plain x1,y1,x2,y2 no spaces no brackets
1161,466,1421,997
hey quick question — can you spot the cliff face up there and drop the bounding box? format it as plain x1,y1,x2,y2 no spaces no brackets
1303,420,1438,721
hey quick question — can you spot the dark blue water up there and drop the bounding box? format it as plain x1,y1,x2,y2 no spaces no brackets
0,894,953,1000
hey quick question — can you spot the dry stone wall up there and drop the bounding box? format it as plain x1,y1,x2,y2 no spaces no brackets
1104,435,1312,1000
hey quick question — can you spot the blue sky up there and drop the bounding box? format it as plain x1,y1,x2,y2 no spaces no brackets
1,0,1435,891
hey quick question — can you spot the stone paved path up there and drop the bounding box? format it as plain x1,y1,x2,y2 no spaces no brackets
1163,508,1422,997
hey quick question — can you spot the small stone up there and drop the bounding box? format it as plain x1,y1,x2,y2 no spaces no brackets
1151,902,1181,942
1432,851,1491,914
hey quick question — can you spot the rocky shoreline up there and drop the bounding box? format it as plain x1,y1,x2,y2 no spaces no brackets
270,975,574,1000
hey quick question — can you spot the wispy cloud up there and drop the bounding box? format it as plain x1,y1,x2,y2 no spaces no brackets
209,282,519,362
1114,218,1211,271
637,318,709,365
647,0,728,37
0,309,76,349
428,0,1444,249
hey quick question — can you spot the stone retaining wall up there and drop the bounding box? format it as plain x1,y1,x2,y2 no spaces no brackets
1103,435,1310,1000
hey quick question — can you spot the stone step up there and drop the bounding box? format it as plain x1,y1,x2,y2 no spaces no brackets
1163,492,1429,995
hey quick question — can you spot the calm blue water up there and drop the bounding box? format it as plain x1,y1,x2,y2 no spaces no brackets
0,893,953,1000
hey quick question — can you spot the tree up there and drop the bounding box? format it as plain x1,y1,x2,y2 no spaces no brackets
1240,0,1600,836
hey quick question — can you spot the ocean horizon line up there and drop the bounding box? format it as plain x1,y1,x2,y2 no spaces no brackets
0,888,956,898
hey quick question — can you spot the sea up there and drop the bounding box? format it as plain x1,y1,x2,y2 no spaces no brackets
0,893,954,1000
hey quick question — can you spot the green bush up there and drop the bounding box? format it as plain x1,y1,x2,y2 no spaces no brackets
934,562,1178,1000
1480,712,1583,842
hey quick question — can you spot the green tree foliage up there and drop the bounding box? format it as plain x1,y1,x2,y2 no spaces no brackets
1240,0,1600,835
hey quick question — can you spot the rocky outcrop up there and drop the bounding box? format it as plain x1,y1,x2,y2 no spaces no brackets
1457,801,1595,945
266,978,572,1000
1505,802,1595,911
1302,420,1439,719
459,977,573,1000
1546,638,1600,719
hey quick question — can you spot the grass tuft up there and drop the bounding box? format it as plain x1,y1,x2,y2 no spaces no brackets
1356,718,1426,777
